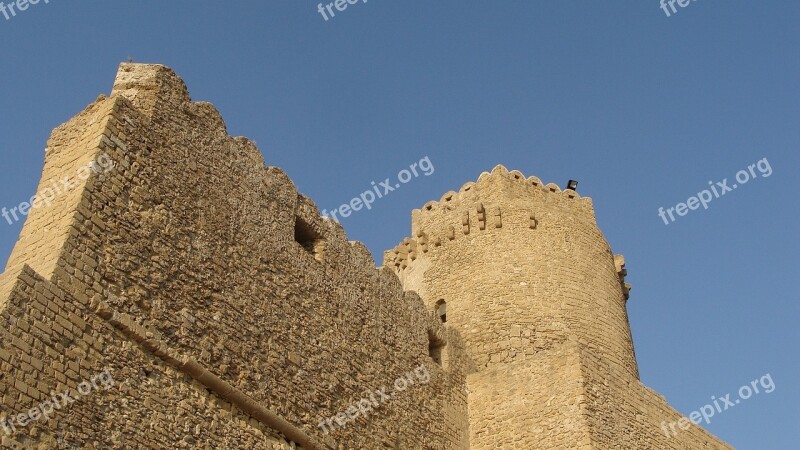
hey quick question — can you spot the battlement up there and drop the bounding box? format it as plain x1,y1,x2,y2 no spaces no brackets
385,204,541,270
384,159,644,383
384,164,596,271
615,254,632,301
414,164,592,219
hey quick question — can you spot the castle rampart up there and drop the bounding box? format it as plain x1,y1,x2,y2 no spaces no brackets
0,63,730,450
0,63,469,449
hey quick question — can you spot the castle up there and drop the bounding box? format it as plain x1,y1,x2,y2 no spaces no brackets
0,63,731,449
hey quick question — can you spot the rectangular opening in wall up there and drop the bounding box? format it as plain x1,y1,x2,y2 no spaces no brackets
294,217,325,262
435,299,447,323
428,331,448,369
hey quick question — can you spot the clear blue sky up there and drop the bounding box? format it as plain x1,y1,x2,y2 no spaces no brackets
0,1,797,448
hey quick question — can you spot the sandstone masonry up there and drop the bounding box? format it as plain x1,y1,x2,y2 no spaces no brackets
0,63,731,450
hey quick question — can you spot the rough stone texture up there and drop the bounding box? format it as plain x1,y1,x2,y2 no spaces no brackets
0,63,730,449
385,167,731,449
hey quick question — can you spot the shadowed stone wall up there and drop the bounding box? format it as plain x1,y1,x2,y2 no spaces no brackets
0,63,468,449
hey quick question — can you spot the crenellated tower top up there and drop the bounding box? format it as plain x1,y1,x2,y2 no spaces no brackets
384,164,598,272
383,162,639,383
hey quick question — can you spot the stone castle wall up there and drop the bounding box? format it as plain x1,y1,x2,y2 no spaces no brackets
385,166,640,378
0,264,300,449
577,347,733,449
0,64,469,449
383,166,639,448
0,63,731,449
385,166,731,449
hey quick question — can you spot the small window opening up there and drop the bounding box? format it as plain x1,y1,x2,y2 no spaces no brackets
435,299,447,323
294,217,325,262
428,331,447,367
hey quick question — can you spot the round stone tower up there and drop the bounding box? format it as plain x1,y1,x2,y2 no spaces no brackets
385,165,638,447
